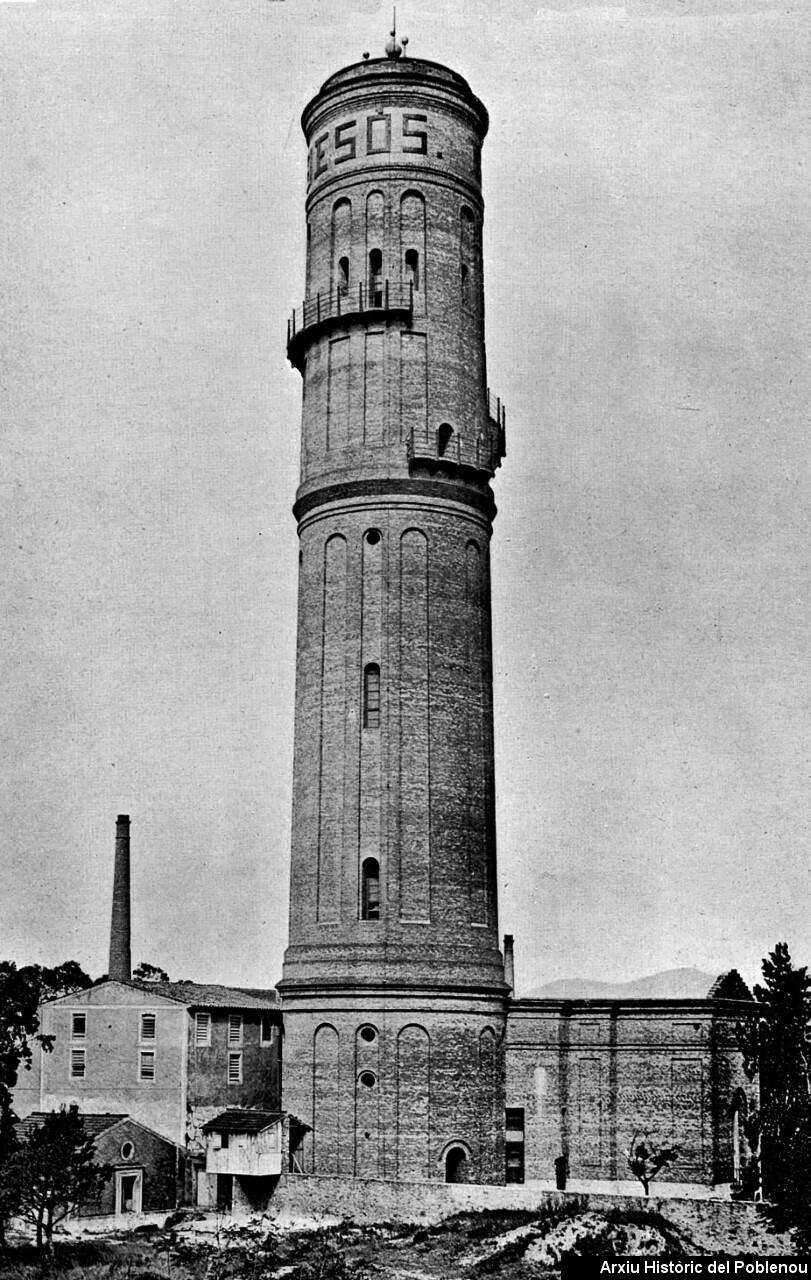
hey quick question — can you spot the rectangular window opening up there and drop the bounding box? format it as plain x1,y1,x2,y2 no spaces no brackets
227,1051,243,1085
140,1012,156,1042
70,1048,86,1079
195,1012,211,1047
363,663,381,729
71,1012,86,1040
139,1050,156,1082
228,1014,243,1047
260,1015,273,1045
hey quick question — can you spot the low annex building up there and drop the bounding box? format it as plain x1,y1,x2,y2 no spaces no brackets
504,968,756,1193
201,1108,285,1212
16,1111,182,1218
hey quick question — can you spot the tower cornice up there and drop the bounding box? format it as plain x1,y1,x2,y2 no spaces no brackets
292,477,497,528
302,57,489,142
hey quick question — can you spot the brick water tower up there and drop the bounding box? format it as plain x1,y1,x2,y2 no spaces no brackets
278,29,509,1183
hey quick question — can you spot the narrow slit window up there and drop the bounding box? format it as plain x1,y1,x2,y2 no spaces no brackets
461,263,469,302
368,249,383,307
363,663,380,729
338,255,349,296
405,248,419,291
361,857,380,921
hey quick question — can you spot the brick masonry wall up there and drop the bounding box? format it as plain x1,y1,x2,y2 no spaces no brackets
284,498,503,984
267,1175,792,1255
295,58,491,503
505,1000,759,1189
281,55,507,1191
281,992,506,1185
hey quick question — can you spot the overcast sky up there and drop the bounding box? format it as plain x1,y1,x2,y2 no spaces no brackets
2,0,808,995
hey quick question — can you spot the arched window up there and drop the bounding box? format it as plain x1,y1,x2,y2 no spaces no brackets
368,249,383,306
361,858,380,920
405,248,419,291
338,256,349,296
437,423,454,458
445,1147,467,1183
363,663,380,728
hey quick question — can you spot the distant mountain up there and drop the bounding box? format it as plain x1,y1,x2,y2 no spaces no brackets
524,967,722,1001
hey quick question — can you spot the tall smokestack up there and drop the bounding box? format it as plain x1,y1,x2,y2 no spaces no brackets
108,815,131,982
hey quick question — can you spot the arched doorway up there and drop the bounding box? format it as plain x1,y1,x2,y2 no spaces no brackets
444,1146,468,1184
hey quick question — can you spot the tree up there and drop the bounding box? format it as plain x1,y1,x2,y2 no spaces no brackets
13,1110,109,1254
132,961,170,983
0,961,92,1248
739,942,811,1246
625,1131,680,1195
0,1109,21,1251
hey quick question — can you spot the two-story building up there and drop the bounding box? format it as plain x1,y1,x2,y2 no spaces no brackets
15,978,282,1204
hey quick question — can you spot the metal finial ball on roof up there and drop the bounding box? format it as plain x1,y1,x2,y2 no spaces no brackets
385,6,403,59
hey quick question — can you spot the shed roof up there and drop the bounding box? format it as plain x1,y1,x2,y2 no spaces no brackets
202,1109,284,1135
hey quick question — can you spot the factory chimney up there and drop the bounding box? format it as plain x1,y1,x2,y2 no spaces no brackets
108,814,131,982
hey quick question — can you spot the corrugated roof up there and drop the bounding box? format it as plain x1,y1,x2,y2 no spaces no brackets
202,1109,283,1135
16,1112,126,1141
126,980,281,1010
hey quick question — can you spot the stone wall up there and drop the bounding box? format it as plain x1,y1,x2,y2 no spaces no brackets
267,1174,790,1255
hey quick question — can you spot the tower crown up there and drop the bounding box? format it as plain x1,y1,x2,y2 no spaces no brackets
287,54,504,504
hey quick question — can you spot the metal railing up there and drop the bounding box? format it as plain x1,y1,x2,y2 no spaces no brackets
407,421,504,476
487,388,507,460
287,279,414,347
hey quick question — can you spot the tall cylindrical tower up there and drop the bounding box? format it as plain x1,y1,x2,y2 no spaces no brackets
279,38,508,1184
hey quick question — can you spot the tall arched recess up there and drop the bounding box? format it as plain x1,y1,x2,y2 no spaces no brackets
400,191,426,313
396,1025,430,1179
331,198,352,294
312,1024,340,1173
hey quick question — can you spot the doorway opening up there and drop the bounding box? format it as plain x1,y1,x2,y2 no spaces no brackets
115,1169,142,1215
444,1146,468,1183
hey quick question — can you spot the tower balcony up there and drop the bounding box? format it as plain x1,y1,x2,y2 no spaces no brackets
406,391,506,479
286,280,414,372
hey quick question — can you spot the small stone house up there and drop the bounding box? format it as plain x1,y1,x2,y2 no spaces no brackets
16,1111,182,1217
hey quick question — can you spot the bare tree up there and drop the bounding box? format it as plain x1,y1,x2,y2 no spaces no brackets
625,1130,680,1195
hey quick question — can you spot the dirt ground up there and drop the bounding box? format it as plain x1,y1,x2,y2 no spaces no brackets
0,1201,703,1278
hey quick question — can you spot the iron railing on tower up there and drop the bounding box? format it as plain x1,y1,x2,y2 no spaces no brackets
406,390,506,477
286,279,414,371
